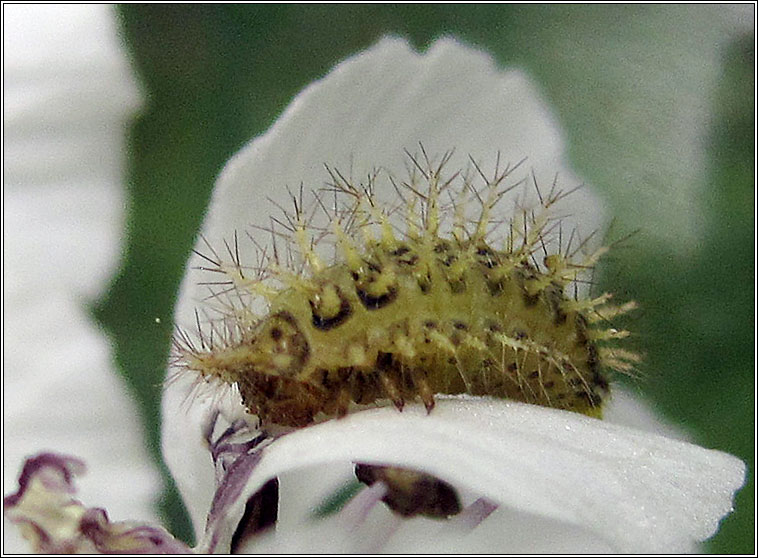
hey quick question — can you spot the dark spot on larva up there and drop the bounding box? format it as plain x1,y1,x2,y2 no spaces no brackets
423,320,438,329
448,277,466,293
266,311,311,375
270,327,282,341
453,321,467,330
553,310,567,325
568,377,584,388
357,285,398,310
390,244,419,266
486,279,504,296
544,283,567,325
543,380,555,389
528,370,540,380
522,291,540,307
417,274,432,293
447,357,456,365
513,330,527,340
310,287,352,330
475,245,499,268
433,240,451,253
434,241,456,266
507,362,518,372
555,392,568,400
587,344,599,374
482,358,494,368
514,265,540,306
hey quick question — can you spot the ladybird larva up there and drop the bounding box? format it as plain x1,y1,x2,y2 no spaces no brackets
174,148,638,431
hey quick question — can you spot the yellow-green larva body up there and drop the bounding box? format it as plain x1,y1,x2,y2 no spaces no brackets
215,250,601,426
179,152,638,429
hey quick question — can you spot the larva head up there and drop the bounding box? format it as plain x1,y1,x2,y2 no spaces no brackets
181,311,326,426
184,312,307,383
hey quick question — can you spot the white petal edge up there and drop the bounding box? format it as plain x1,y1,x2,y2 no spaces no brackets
3,5,161,552
201,396,744,554
164,35,609,534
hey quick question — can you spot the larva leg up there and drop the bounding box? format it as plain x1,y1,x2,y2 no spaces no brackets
379,373,405,411
410,369,435,413
336,388,351,419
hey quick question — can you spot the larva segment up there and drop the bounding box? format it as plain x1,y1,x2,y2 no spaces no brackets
176,150,638,429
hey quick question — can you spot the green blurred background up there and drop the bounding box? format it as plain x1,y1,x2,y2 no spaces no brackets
94,5,754,553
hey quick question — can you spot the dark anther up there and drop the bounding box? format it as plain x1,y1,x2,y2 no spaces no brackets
355,464,461,519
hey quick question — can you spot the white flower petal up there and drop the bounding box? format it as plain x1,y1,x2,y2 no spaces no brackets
254,387,693,553
3,5,160,551
164,35,608,535
206,397,744,553
161,375,228,536
4,5,140,210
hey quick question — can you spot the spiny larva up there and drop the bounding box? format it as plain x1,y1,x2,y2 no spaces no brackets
173,149,639,431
